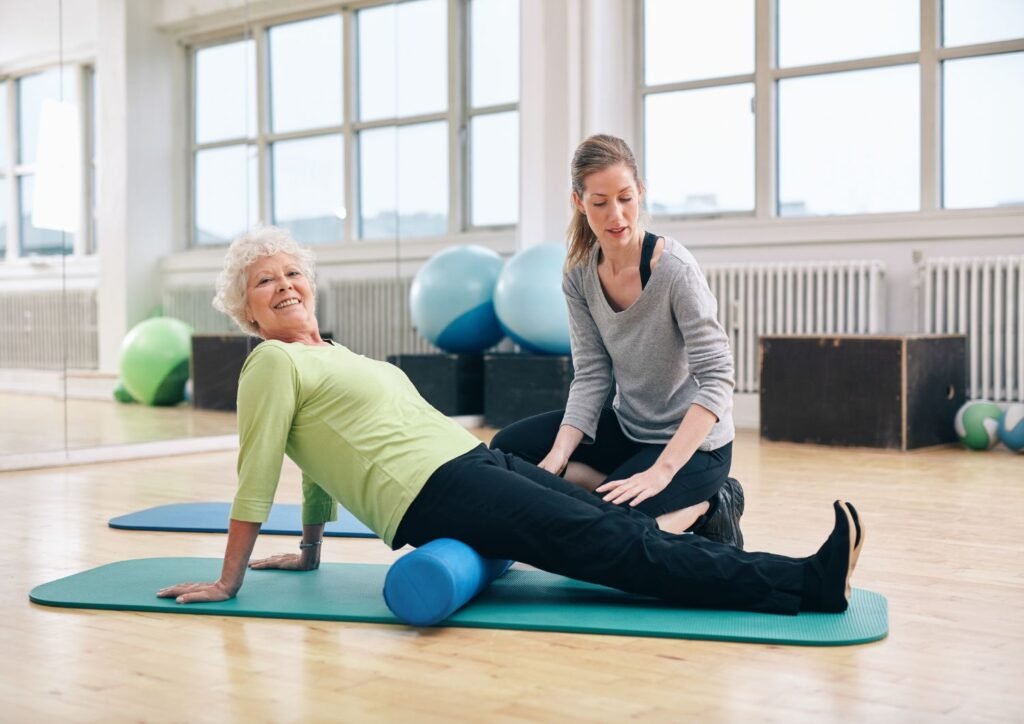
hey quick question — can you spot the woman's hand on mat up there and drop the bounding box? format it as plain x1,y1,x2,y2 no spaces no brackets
249,553,319,571
596,468,671,507
156,580,237,604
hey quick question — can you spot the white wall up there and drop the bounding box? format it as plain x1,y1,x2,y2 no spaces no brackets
0,0,96,71
2,0,1022,372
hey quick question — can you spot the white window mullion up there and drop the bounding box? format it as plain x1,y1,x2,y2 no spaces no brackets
754,0,776,218
448,0,462,235
74,65,90,256
186,49,196,245
254,24,269,227
3,80,16,261
920,0,941,212
343,9,356,244
635,0,646,196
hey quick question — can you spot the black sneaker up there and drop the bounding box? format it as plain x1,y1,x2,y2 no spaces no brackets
696,477,745,549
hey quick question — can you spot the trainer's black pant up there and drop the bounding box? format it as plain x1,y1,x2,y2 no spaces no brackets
489,408,731,517
394,445,806,615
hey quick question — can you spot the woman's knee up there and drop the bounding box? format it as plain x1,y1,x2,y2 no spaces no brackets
488,409,564,458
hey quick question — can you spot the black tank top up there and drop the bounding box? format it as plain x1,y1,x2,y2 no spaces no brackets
640,231,658,290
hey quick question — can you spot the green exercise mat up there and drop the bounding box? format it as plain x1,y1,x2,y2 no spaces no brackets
29,558,888,646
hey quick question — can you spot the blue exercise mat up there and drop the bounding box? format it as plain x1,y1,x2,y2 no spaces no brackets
30,558,889,645
109,502,375,538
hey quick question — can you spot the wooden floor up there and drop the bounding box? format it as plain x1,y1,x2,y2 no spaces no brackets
2,429,1022,722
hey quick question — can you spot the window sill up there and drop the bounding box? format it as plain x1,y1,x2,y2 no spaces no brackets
161,229,519,274
654,206,1024,248
0,254,98,290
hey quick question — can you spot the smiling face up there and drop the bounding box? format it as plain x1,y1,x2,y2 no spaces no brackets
572,163,643,250
244,252,319,342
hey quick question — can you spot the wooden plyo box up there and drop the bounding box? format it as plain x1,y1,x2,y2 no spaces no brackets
190,335,262,411
759,335,967,450
387,353,483,416
483,353,575,429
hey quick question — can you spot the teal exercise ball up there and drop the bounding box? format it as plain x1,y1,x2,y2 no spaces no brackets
997,403,1024,452
119,317,193,406
409,245,505,353
954,400,1003,450
493,243,571,355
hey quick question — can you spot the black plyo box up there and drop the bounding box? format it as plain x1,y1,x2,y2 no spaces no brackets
759,335,967,450
483,353,575,429
388,353,483,416
190,334,262,412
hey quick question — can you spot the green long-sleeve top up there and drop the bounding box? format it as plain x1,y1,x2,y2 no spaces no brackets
229,340,480,546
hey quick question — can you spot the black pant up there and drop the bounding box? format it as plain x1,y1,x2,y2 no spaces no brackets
394,445,806,614
489,408,732,517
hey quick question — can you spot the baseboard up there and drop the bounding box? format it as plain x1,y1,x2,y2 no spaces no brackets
0,368,118,401
0,434,239,472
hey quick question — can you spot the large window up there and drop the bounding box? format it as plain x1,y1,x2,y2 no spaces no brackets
189,0,520,246
641,0,1024,218
468,0,519,227
0,65,93,260
643,0,754,215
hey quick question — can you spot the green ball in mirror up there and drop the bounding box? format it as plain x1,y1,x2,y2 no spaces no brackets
119,317,193,406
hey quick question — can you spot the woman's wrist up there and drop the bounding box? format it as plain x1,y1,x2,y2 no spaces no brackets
653,458,679,480
216,578,242,596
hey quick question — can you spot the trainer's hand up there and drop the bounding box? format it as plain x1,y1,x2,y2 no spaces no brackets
537,449,569,476
249,553,318,571
596,468,671,507
157,580,236,604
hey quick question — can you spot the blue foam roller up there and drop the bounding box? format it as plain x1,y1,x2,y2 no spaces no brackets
383,538,513,626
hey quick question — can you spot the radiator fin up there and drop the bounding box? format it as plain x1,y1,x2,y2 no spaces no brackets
921,255,1023,403
327,277,437,360
0,289,98,369
704,261,886,394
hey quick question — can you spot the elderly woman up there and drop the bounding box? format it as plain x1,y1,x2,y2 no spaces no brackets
158,227,864,616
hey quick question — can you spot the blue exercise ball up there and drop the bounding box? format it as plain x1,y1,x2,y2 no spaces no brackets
997,403,1024,452
409,245,505,353
494,243,571,355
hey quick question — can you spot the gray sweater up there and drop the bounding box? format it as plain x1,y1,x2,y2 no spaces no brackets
562,236,735,450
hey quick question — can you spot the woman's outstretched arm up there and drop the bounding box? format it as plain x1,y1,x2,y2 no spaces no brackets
157,519,262,603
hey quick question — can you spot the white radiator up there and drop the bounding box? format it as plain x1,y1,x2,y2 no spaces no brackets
162,285,237,334
920,255,1023,403
704,261,886,394
163,285,332,336
0,289,98,369
163,279,432,359
327,277,437,360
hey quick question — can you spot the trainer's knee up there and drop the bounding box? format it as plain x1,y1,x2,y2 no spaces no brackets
489,426,512,451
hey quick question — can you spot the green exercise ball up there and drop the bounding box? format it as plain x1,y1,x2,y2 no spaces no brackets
119,317,193,406
113,379,136,403
953,400,1003,450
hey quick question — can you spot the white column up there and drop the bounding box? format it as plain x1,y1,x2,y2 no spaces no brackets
517,0,583,249
518,0,641,251
580,0,637,144
96,0,185,372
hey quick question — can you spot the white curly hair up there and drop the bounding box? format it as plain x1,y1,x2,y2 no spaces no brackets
213,225,317,336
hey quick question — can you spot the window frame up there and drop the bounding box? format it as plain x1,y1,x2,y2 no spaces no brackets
463,0,520,231
0,62,94,262
637,0,1024,223
186,0,519,248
